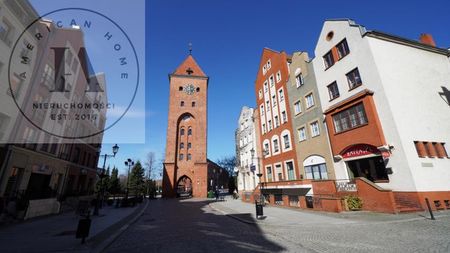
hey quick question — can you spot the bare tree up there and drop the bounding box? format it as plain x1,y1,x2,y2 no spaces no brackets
145,152,155,180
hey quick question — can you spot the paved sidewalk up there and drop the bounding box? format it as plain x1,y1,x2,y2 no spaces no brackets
210,197,450,252
0,200,148,253
210,196,450,226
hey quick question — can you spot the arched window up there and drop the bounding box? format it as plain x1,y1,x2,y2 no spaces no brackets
281,129,292,152
271,135,280,154
188,128,192,136
187,154,192,160
180,142,184,149
263,139,271,157
180,101,185,107
180,128,185,136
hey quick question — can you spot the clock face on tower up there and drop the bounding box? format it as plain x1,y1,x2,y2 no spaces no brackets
184,84,196,95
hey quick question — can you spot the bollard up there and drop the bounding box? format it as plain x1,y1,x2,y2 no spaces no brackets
425,198,435,220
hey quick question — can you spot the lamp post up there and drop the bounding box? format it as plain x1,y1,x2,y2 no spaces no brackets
251,148,265,219
124,158,135,204
93,144,119,216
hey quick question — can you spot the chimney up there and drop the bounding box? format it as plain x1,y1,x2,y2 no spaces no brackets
419,33,436,47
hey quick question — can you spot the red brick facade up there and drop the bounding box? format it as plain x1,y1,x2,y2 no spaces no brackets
163,55,209,198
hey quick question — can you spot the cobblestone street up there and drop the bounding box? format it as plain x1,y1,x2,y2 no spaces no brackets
105,198,450,253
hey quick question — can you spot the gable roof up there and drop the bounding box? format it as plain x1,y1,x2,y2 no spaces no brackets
172,55,207,77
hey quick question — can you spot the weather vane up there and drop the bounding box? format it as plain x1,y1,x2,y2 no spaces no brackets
188,42,192,55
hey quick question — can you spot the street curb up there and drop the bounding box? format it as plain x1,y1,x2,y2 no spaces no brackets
90,199,149,253
208,202,257,225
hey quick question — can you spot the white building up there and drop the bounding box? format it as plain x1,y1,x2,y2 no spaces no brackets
312,19,450,211
235,106,260,192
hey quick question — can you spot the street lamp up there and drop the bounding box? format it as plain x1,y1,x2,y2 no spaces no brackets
251,148,265,219
94,144,119,216
124,158,135,204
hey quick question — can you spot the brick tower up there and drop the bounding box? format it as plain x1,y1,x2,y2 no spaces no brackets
162,54,209,198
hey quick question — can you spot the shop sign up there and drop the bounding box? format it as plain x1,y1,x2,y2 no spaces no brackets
341,144,380,159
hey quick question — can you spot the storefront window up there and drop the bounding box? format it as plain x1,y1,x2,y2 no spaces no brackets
305,163,328,180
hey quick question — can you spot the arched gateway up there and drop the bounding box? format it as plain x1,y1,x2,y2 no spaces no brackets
176,175,192,197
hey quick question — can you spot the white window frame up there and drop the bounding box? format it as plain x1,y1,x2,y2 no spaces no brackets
267,59,271,70
274,162,283,181
271,135,280,155
281,129,292,152
293,100,302,115
284,159,296,181
305,93,315,109
258,89,263,99
266,165,273,182
269,74,275,87
310,121,320,137
298,126,307,142
263,139,271,157
276,71,281,83
295,73,304,88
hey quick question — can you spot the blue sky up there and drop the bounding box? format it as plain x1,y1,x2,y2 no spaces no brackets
32,0,450,175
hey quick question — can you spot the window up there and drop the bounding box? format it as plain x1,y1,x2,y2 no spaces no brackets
264,142,270,156
268,120,272,131
8,73,24,97
0,18,13,46
266,166,273,182
180,142,184,149
274,116,279,127
281,111,287,123
286,161,295,180
294,101,301,115
276,71,281,83
323,51,335,69
295,73,304,88
327,81,340,100
346,68,362,90
192,101,196,107
273,138,279,153
180,128,185,136
260,105,265,116
305,164,328,180
310,121,320,137
187,154,192,160
336,39,350,59
259,89,263,99
298,127,306,141
283,134,290,149
269,75,274,86
41,64,55,89
188,128,192,136
278,89,284,101
333,103,368,133
272,95,277,107
188,142,192,149
196,87,200,92
264,82,268,92
262,123,266,133
305,93,315,108
179,86,183,91
267,59,271,70
262,65,267,75
275,164,282,181
179,154,184,160
180,101,184,107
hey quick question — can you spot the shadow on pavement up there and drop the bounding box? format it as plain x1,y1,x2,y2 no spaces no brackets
105,198,286,253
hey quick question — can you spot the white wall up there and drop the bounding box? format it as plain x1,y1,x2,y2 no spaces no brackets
368,37,450,191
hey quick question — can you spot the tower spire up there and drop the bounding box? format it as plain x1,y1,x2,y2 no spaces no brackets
188,42,192,55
